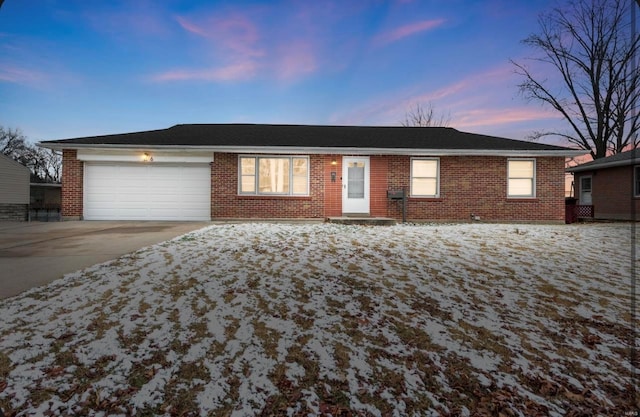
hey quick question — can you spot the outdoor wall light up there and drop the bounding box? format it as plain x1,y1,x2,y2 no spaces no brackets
331,158,337,166
142,152,153,162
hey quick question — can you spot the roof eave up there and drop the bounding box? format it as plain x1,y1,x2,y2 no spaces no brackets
38,142,217,152
566,157,639,172
38,142,584,157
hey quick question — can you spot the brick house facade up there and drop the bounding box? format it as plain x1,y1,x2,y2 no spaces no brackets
43,124,581,222
61,150,83,219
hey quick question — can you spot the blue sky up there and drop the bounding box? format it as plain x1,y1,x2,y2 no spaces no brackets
1,0,568,143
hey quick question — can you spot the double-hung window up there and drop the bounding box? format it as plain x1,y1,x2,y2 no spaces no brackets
507,159,535,198
411,158,439,197
239,156,309,196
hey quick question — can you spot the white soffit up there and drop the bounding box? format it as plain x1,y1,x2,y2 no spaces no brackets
71,145,585,158
77,149,213,163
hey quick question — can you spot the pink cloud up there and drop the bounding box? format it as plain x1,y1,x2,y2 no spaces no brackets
411,81,469,103
176,14,263,58
328,79,470,126
329,64,566,132
154,9,326,84
452,107,561,129
150,13,268,84
175,16,209,38
374,19,445,46
151,61,259,82
275,41,317,81
0,64,47,86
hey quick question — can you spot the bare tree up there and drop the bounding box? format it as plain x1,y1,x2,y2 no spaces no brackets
512,0,640,160
0,125,61,182
0,126,29,160
26,147,62,183
401,102,450,127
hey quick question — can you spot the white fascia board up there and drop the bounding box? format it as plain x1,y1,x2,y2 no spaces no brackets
196,146,585,157
77,148,213,163
42,143,585,157
38,143,218,153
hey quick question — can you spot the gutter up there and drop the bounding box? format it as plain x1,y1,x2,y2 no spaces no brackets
566,158,638,172
38,142,586,158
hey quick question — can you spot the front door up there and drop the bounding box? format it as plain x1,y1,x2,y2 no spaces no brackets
342,156,370,214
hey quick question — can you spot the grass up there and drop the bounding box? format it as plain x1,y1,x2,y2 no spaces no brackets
0,222,637,416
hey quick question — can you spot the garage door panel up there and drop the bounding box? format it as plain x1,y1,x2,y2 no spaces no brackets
150,194,178,203
177,195,210,205
119,165,147,175
120,178,149,188
149,210,208,221
148,181,182,192
84,163,210,220
151,178,181,189
85,175,117,188
85,194,119,204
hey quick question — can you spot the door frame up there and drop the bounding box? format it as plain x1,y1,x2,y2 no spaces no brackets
342,156,370,215
579,175,592,205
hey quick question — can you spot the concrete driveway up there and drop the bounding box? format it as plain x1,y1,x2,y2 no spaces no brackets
0,221,209,299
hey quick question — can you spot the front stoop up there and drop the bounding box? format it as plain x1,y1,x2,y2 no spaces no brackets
325,217,397,226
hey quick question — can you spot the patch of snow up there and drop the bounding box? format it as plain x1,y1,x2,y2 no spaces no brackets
0,222,635,415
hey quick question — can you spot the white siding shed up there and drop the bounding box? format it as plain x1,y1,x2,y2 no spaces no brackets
0,154,30,204
0,154,30,221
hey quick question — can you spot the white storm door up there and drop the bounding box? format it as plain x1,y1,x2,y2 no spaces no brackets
342,156,370,214
580,176,592,205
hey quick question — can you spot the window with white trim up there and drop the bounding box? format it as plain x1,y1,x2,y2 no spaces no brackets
507,159,535,198
239,156,309,195
411,158,439,197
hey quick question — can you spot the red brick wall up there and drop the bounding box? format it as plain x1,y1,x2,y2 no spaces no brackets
384,155,565,222
323,155,342,217
211,153,325,218
575,167,640,220
60,149,566,222
370,156,389,217
61,149,83,219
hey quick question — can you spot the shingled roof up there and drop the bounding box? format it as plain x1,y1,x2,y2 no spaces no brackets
566,148,640,172
40,124,582,155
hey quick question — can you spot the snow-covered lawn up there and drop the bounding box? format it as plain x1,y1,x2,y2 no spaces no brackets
0,222,637,416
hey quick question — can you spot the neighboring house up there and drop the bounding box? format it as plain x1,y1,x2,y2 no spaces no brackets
566,148,640,221
39,124,583,223
0,153,30,221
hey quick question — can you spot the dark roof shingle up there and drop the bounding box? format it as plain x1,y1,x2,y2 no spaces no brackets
41,123,577,152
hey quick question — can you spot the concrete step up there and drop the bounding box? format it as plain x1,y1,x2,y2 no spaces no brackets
325,217,397,226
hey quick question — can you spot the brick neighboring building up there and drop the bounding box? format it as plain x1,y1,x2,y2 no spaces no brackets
40,124,583,223
567,149,640,221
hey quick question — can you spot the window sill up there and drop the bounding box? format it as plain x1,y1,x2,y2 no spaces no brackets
237,195,312,200
506,197,537,201
408,197,443,202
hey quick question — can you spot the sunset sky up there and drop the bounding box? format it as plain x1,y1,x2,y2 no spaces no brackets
1,0,573,144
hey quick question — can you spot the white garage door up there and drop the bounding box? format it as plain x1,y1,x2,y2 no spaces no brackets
84,163,211,220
